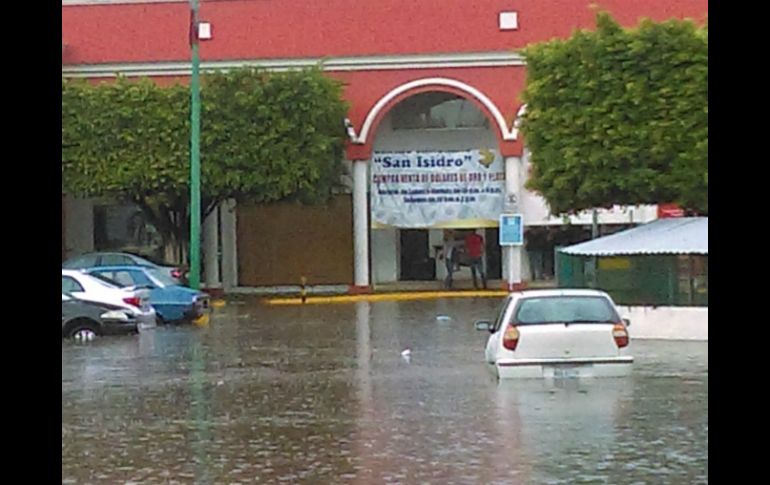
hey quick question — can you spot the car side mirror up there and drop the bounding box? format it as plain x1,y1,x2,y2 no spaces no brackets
474,320,493,332
622,318,631,327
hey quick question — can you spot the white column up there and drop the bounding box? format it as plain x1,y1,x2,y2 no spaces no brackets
503,156,523,290
353,160,370,288
220,199,238,290
203,205,220,288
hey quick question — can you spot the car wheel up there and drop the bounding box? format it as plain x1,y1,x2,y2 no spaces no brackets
68,321,100,341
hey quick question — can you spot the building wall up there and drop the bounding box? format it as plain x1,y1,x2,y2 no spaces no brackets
236,195,354,286
371,228,399,284
63,195,94,259
520,151,659,226
62,0,708,288
621,306,708,341
62,0,708,65
63,0,707,160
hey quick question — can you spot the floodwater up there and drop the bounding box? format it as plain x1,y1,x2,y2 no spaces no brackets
62,298,708,484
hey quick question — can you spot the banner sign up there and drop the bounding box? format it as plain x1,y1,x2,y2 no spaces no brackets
370,150,505,228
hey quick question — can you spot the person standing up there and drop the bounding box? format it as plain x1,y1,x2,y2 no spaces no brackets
439,231,457,289
464,230,487,289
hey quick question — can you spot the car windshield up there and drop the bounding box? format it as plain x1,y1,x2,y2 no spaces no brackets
88,272,125,289
513,296,619,325
148,268,180,287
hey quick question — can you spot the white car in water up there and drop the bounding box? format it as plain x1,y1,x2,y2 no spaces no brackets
475,289,633,379
61,269,157,330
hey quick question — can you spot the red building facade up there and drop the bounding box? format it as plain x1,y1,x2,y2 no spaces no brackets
62,0,708,290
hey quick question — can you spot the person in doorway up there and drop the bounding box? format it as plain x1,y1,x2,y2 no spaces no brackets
438,230,457,289
464,230,487,289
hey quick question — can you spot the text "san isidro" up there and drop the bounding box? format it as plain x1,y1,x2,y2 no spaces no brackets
372,154,471,169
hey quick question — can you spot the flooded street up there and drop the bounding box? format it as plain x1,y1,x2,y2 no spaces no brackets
62,298,708,484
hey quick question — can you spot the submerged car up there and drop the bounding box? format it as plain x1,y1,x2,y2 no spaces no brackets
81,265,210,324
62,269,157,329
63,251,188,285
475,289,633,379
62,294,139,340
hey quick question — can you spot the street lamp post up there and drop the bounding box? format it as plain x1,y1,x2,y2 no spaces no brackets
189,0,202,289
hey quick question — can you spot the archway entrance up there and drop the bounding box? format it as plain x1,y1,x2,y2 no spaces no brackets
368,90,504,286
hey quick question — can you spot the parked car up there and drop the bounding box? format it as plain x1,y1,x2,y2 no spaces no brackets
62,293,138,339
63,251,188,285
62,269,157,329
81,265,210,324
474,289,633,379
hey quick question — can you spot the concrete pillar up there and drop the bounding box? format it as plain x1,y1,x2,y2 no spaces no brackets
502,156,524,291
353,160,370,288
220,199,238,290
203,205,220,288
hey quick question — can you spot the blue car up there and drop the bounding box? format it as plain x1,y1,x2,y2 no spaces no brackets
82,265,209,324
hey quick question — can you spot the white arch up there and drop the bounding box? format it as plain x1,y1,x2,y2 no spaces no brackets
511,103,527,140
352,77,521,145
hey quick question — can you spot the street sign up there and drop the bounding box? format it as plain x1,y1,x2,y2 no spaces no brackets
499,213,523,246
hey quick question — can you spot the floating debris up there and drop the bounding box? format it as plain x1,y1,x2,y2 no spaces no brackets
401,349,412,363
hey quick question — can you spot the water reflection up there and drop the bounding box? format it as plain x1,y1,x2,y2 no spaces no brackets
63,299,707,484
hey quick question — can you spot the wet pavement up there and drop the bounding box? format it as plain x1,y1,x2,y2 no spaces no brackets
62,298,708,484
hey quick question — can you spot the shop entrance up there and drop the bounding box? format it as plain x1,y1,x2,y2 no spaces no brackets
399,229,435,280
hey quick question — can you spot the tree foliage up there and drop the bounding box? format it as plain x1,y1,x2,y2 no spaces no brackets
520,12,707,215
62,67,349,261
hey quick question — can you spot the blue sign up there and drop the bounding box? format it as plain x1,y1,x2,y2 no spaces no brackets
499,214,523,246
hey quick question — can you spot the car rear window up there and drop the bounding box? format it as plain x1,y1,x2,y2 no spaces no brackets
88,272,125,288
513,296,619,325
148,268,178,287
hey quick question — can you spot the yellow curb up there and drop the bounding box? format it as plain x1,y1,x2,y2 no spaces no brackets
264,290,508,305
211,300,226,309
193,313,211,326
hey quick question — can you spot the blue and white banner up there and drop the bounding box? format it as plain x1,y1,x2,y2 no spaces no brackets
371,150,505,228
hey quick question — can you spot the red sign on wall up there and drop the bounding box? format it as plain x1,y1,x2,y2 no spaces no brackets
658,203,685,218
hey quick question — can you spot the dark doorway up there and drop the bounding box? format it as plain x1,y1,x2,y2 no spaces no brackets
400,229,435,280
485,228,502,279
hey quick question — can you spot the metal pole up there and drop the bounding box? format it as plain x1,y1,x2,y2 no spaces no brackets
189,0,202,289
591,209,598,239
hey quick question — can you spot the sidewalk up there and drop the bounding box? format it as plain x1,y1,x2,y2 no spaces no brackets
229,279,559,306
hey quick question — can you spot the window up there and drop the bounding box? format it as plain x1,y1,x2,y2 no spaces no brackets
148,269,178,288
391,92,489,130
100,254,133,266
492,296,513,332
88,272,124,288
513,296,619,325
62,254,98,269
62,276,84,294
97,269,153,288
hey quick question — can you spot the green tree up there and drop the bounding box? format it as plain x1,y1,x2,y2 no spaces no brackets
62,67,349,262
520,12,707,215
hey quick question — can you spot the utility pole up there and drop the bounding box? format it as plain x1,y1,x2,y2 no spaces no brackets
188,0,202,289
